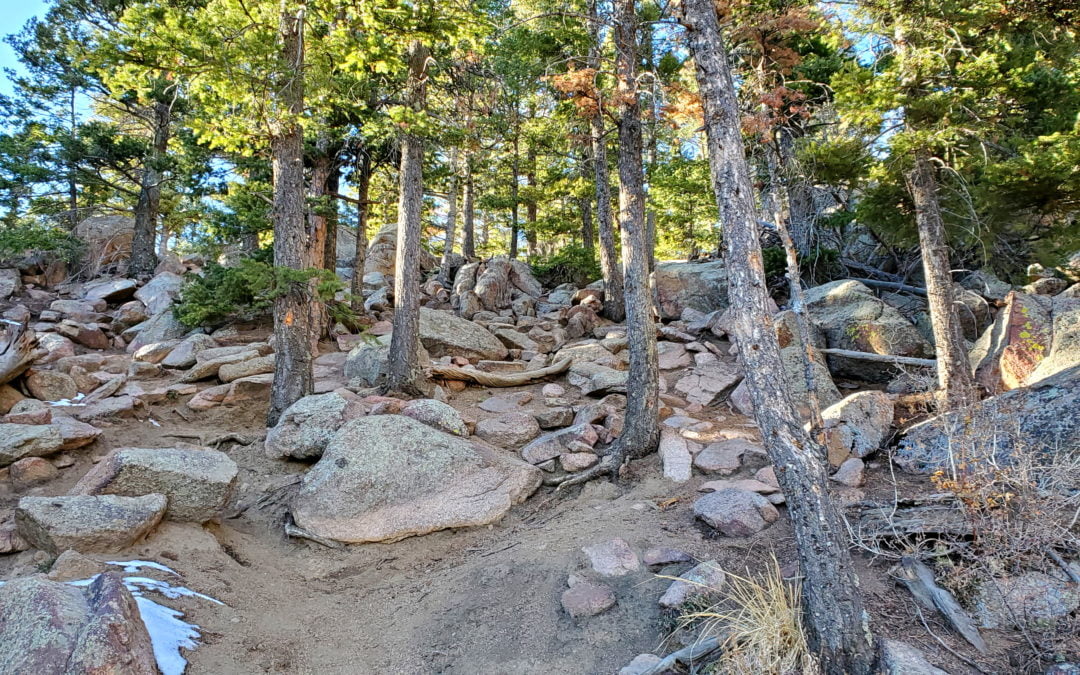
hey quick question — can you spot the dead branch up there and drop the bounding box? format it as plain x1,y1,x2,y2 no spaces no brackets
429,357,571,386
853,277,929,296
895,556,988,654
820,348,937,369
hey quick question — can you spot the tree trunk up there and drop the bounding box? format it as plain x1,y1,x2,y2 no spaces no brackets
778,128,815,255
510,138,520,260
385,40,429,397
438,147,460,286
130,99,169,278
308,148,331,271
462,153,475,259
580,149,595,254
906,149,976,410
588,0,625,322
267,3,314,427
67,86,79,230
558,0,658,488
323,163,340,271
350,147,372,311
681,1,875,672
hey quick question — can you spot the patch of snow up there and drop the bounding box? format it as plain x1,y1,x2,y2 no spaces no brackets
47,392,87,407
149,418,162,427
107,559,179,576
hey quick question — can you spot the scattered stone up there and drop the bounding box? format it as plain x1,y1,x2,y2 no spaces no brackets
568,361,628,396
659,430,693,482
819,391,894,466
83,277,138,303
542,383,565,397
643,547,692,567
478,391,533,413
126,310,188,354
830,457,865,487
534,406,574,429
9,456,58,487
474,412,541,448
520,424,599,464
16,493,167,553
161,333,218,369
0,573,157,674
560,452,598,472
73,447,238,523
754,466,779,488
658,560,726,608
561,580,617,618
418,307,508,360
0,384,25,413
974,570,1080,630
218,354,275,383
69,395,135,423
674,361,743,406
181,349,260,382
25,369,78,402
582,538,641,576
401,398,469,436
0,423,64,466
879,639,949,675
657,341,691,370
265,392,363,460
290,415,541,543
4,399,52,424
134,270,184,314
693,489,779,537
47,549,107,582
654,260,728,320
619,654,664,675
53,417,102,450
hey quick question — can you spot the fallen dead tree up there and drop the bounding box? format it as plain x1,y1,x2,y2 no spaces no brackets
819,348,937,369
428,357,572,386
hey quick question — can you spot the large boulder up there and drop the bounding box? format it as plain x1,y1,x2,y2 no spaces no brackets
818,391,894,467
362,222,437,281
126,310,189,354
0,573,157,675
804,280,934,381
82,277,137,303
265,392,364,460
134,271,185,315
1029,296,1080,384
970,292,1053,393
72,447,238,522
0,268,21,299
160,333,218,369
74,215,134,273
418,307,508,360
16,494,167,554
400,399,468,436
674,361,743,406
895,364,1080,474
344,335,430,387
653,260,728,321
290,415,542,543
693,488,779,537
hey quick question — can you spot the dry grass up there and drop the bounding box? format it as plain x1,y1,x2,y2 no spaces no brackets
678,557,819,675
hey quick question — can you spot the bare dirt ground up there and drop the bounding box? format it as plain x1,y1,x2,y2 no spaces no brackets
0,352,1023,674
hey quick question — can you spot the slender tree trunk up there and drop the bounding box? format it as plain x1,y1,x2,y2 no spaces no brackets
778,128,815,255
525,146,537,257
462,154,475,259
558,0,657,487
130,99,169,278
438,147,460,286
350,148,372,311
510,136,520,260
386,40,429,397
588,0,625,322
67,87,79,230
681,1,875,672
308,149,331,271
906,150,976,410
267,3,314,427
323,163,340,271
580,148,595,254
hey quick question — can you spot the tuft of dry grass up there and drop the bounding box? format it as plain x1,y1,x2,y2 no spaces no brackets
678,557,819,674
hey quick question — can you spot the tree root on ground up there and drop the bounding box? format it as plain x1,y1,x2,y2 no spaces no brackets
429,358,571,387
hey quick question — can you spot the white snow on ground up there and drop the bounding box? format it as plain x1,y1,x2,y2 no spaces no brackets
46,392,87,407
2,560,221,675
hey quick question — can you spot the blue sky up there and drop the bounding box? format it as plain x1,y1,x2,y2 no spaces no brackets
0,0,49,97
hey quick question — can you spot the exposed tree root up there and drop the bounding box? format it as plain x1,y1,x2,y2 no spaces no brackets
429,357,571,387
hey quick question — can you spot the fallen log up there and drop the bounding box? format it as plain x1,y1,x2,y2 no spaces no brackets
429,357,571,386
819,348,937,369
0,321,43,386
853,277,928,296
895,556,988,654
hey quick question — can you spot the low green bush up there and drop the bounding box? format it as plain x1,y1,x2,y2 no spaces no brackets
531,244,601,288
0,223,84,264
173,254,355,328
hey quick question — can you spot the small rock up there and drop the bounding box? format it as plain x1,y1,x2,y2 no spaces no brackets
693,489,779,537
830,457,865,487
659,430,693,482
47,549,107,582
478,391,533,413
520,424,598,464
474,412,541,448
619,654,663,675
643,547,692,567
9,457,58,488
659,560,726,608
879,639,949,675
534,406,574,429
0,424,64,467
561,580,616,618
25,369,78,402
582,538,641,577
560,452,598,472
541,383,565,397
401,399,469,437
755,466,779,487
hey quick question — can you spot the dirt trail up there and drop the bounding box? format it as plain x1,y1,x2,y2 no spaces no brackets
0,359,984,675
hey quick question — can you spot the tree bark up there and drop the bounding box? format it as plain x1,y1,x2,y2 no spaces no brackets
350,147,372,311
129,99,169,278
267,3,314,427
462,152,475,259
557,0,658,487
385,39,429,397
906,150,976,410
588,0,625,322
323,162,340,271
681,1,875,672
510,136,520,260
438,147,460,286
